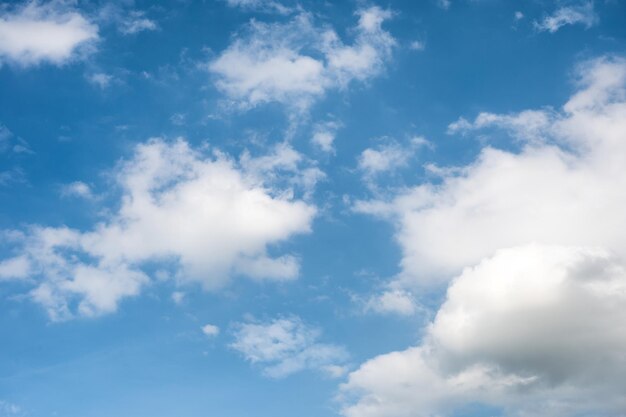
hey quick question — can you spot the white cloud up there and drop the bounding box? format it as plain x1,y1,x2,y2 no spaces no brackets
514,11,524,21
118,11,157,35
225,0,294,15
0,124,11,151
202,324,220,336
409,40,425,51
231,316,348,378
358,136,430,178
346,56,626,417
209,6,395,111
0,255,30,281
1,138,317,320
534,2,597,33
0,1,98,67
447,109,553,143
171,291,185,304
341,244,626,417
436,0,451,10
311,121,341,153
312,131,335,153
356,56,626,286
87,72,112,89
61,181,93,199
0,123,32,154
365,289,417,316
0,400,21,416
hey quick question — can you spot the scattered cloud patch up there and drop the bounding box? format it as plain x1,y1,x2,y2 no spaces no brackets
202,324,220,337
0,138,317,320
118,11,157,35
409,40,425,51
170,113,186,126
358,136,431,178
231,316,348,378
0,124,32,154
364,289,417,316
0,1,98,67
171,291,185,304
225,0,295,15
87,72,113,89
61,181,94,199
209,6,395,111
0,255,31,281
311,121,341,153
534,2,597,33
436,0,451,10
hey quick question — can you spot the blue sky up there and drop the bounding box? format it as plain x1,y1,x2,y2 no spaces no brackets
1,1,626,416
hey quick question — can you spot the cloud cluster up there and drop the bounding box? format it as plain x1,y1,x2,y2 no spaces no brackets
0,1,98,67
209,7,395,110
0,139,316,320
231,316,348,378
346,56,626,416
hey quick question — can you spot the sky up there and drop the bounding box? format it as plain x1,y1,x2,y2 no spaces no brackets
1,0,626,416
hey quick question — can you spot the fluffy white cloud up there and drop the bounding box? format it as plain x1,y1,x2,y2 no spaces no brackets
311,121,341,153
0,1,98,67
202,324,220,336
534,2,597,33
346,56,626,417
356,56,626,286
1,138,316,320
61,181,94,199
231,316,347,378
209,7,395,110
342,244,626,417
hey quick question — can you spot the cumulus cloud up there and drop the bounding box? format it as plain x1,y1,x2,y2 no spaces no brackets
0,138,317,320
209,6,395,111
341,244,626,417
0,1,98,67
231,316,348,378
534,2,597,33
356,56,626,286
346,56,626,416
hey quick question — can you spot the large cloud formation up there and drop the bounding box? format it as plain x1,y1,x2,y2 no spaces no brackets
0,139,316,320
209,6,395,110
0,1,98,67
345,57,626,416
